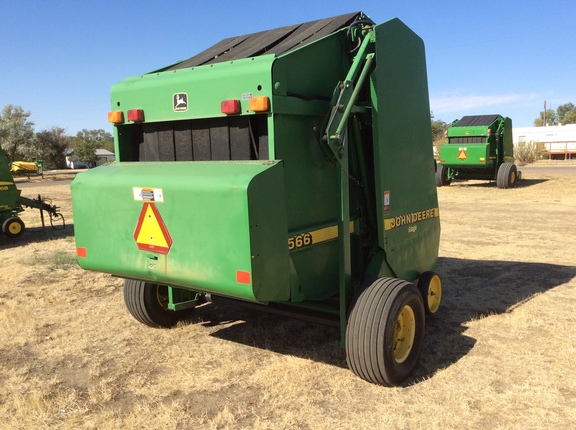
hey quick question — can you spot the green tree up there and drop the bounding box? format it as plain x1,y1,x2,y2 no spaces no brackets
534,102,576,126
70,129,114,153
533,108,557,127
0,104,35,161
556,102,575,123
33,127,69,169
563,110,576,124
68,129,114,166
70,139,98,165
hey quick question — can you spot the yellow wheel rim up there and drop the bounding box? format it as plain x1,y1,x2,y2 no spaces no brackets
427,275,442,314
8,220,22,235
394,305,416,363
511,171,516,184
156,285,170,310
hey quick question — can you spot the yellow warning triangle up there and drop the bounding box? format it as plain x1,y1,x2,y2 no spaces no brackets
133,203,172,253
458,150,467,160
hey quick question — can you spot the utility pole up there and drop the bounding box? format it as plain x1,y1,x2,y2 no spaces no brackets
544,100,546,126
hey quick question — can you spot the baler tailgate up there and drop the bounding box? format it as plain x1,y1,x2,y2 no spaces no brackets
71,161,290,303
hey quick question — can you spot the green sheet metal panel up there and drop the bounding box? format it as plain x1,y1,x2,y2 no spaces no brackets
439,143,491,167
271,114,340,300
370,18,440,281
447,125,489,139
71,160,290,303
0,150,21,215
440,114,513,170
110,55,275,124
502,117,514,160
270,29,352,300
272,26,350,102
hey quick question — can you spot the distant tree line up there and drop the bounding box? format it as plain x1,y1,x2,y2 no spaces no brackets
0,104,114,170
3,101,573,170
534,102,576,127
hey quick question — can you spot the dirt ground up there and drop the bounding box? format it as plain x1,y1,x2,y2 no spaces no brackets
1,166,575,429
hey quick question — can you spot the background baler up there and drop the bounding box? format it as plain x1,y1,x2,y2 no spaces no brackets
436,114,519,188
71,12,442,386
0,149,64,238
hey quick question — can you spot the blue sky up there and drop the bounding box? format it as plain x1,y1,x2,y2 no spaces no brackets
1,0,574,135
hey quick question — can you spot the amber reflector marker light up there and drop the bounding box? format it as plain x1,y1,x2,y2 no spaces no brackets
249,96,269,112
108,111,124,124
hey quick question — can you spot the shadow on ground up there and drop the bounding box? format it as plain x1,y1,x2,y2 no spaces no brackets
190,257,576,385
0,223,74,248
411,257,576,384
449,178,548,188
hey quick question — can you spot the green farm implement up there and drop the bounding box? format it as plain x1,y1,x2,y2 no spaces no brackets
436,114,520,188
0,150,64,238
71,12,441,386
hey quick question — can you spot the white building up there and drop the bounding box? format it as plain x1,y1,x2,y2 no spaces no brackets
513,124,576,160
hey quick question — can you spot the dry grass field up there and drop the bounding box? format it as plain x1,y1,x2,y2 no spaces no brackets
1,167,575,429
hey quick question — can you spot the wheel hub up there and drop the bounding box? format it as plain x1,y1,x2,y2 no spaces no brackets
394,305,416,363
427,275,442,314
8,221,22,235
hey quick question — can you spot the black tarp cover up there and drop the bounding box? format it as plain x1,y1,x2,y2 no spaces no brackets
163,12,366,70
454,115,501,127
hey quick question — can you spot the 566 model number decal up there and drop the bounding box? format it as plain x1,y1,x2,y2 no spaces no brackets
288,222,355,251
288,233,313,250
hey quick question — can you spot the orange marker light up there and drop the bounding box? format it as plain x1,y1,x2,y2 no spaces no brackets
236,270,251,284
221,99,241,115
249,96,269,112
108,111,124,124
127,109,144,122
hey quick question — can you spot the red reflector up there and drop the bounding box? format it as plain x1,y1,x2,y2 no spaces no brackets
77,247,87,258
127,109,144,122
221,99,241,115
236,270,251,284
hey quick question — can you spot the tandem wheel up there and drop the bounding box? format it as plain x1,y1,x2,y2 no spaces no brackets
417,271,442,316
345,277,426,386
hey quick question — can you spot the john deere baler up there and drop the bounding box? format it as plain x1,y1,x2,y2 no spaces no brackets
71,12,441,386
436,114,519,188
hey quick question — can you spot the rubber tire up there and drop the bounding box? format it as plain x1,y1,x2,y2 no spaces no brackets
346,277,425,386
497,162,517,189
2,217,25,238
417,271,442,316
435,165,451,187
123,279,192,328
